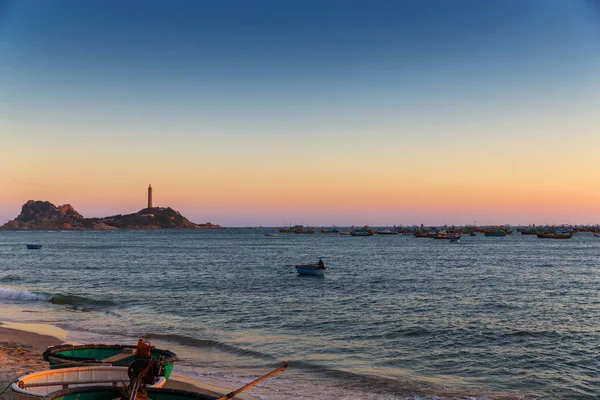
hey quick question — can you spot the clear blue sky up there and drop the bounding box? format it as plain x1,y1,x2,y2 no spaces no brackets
1,1,599,226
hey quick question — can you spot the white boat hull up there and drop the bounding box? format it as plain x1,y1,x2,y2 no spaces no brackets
11,366,166,397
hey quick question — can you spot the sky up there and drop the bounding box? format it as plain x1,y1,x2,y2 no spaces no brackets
1,0,599,226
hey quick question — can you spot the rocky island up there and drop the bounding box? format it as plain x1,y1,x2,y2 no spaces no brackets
0,200,221,230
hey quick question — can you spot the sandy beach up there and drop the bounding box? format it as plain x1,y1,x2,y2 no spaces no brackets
0,323,257,400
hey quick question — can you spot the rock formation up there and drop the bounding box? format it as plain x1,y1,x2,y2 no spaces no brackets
1,200,85,230
0,201,221,230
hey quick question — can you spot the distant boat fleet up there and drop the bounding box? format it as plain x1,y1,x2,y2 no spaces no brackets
266,224,600,240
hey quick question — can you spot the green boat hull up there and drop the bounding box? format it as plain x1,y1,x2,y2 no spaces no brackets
44,386,217,400
43,345,177,379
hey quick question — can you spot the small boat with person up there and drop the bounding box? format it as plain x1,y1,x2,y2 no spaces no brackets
295,259,326,276
26,244,43,249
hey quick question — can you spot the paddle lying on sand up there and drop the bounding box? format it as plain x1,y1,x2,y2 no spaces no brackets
216,362,289,400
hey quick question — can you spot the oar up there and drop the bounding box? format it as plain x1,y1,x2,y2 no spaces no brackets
216,362,289,400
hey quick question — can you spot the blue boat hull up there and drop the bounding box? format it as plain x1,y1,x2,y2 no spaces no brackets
296,267,325,276
26,244,43,249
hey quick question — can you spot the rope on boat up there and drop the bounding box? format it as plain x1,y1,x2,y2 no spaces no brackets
0,379,18,400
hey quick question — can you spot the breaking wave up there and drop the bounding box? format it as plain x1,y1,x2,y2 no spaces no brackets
0,287,49,301
0,287,115,308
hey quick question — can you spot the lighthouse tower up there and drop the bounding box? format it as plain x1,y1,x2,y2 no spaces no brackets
147,184,153,209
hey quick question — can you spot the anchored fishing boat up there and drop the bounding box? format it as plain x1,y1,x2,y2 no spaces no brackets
11,366,166,397
483,230,512,237
375,229,397,235
43,341,178,378
293,225,315,234
433,231,461,240
536,232,574,239
350,226,374,236
26,244,43,249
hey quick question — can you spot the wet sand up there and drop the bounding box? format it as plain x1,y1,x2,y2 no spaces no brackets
0,324,257,400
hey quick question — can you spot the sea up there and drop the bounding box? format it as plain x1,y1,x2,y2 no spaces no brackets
0,229,598,399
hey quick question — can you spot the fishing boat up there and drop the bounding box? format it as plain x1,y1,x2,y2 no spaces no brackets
26,244,43,249
43,343,178,378
412,231,432,238
519,227,538,235
264,233,278,237
320,227,340,233
433,231,461,240
295,260,326,276
483,230,511,237
277,225,294,233
44,386,219,400
11,366,166,397
594,232,600,237
293,225,315,234
450,237,461,243
536,232,574,239
43,360,287,400
375,229,397,235
339,230,352,236
350,226,374,236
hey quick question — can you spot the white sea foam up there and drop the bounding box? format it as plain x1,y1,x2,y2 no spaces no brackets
0,287,49,302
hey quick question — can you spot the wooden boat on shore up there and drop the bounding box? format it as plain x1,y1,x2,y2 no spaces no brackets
44,386,220,400
26,244,43,249
42,344,178,378
42,360,287,400
11,366,166,397
536,232,574,239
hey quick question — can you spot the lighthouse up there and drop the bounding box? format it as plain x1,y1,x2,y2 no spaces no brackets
147,184,153,209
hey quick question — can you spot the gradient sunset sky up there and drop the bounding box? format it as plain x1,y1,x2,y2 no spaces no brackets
1,0,599,226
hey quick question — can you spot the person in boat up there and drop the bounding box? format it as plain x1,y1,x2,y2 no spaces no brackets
318,259,325,269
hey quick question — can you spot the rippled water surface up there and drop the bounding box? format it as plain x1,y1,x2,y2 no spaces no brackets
1,230,599,399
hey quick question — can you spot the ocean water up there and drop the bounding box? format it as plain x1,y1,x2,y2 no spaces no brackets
0,230,599,399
